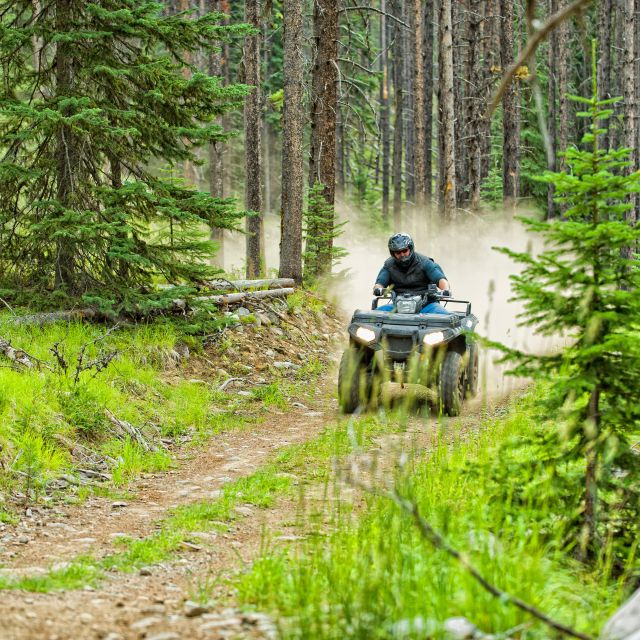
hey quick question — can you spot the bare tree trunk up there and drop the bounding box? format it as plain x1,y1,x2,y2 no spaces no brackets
546,0,558,220
635,0,640,226
381,0,391,219
32,0,44,74
336,115,345,194
438,0,456,217
623,0,637,243
582,386,600,559
54,0,77,292
557,0,570,170
423,0,435,200
179,0,198,187
279,0,304,284
306,0,339,279
208,0,224,269
392,0,404,228
413,0,427,205
244,0,263,278
597,0,613,151
452,0,468,206
465,0,482,211
480,0,500,182
403,1,415,203
500,0,519,214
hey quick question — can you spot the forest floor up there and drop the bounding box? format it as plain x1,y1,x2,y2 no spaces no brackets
0,300,509,640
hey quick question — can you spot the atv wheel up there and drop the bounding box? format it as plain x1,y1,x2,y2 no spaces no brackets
338,347,371,414
465,342,479,397
439,350,465,416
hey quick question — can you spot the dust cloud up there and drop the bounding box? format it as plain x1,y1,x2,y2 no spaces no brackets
220,203,561,398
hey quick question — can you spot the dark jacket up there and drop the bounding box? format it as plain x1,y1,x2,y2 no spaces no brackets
375,252,446,294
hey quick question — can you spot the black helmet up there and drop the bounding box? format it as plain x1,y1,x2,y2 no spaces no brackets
388,233,414,265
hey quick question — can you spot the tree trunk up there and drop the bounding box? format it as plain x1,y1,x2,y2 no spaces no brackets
244,0,263,278
380,0,391,220
557,0,570,171
178,0,198,187
546,0,558,220
54,0,78,292
623,0,637,245
392,0,404,228
423,0,435,200
412,0,427,205
465,0,482,211
306,0,338,279
480,0,500,183
500,0,519,214
438,0,456,217
583,385,600,559
279,0,304,284
597,0,613,151
403,1,415,203
452,0,468,206
336,115,345,194
208,0,224,269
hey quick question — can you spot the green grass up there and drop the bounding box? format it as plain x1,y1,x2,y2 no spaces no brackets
0,314,277,497
235,390,633,640
0,558,102,592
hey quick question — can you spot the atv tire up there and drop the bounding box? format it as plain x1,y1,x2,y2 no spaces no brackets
465,342,479,398
439,350,465,417
338,347,371,414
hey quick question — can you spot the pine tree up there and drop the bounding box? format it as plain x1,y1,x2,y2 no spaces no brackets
0,1,250,312
497,46,640,557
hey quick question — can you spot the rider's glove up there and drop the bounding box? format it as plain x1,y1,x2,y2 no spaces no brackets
373,285,384,297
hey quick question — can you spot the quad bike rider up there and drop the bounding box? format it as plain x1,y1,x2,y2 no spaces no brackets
338,233,479,416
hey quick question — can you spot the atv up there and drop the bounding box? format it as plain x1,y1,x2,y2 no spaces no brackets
338,285,479,416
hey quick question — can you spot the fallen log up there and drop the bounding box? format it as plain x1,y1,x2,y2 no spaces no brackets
0,337,46,369
205,278,295,291
8,310,96,326
174,287,295,309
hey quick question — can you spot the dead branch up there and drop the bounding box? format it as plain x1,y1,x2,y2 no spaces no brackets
243,299,315,348
72,324,120,385
105,409,157,452
388,488,594,640
339,6,409,29
0,337,53,371
486,0,593,117
219,377,245,391
9,309,96,326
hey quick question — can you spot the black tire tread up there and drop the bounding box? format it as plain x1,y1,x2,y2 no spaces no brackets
439,350,464,416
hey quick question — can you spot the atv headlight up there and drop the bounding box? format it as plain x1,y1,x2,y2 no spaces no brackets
355,326,376,344
423,331,445,346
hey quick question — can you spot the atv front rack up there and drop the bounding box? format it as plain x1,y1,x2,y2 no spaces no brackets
372,295,472,316
353,310,463,328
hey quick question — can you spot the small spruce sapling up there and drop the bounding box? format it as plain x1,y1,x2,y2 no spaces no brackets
303,183,346,283
495,42,640,559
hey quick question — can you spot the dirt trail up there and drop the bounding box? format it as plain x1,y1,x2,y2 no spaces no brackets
0,367,343,640
0,293,515,640
0,382,512,640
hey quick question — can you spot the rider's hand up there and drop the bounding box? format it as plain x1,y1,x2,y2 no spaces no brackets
373,285,384,297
